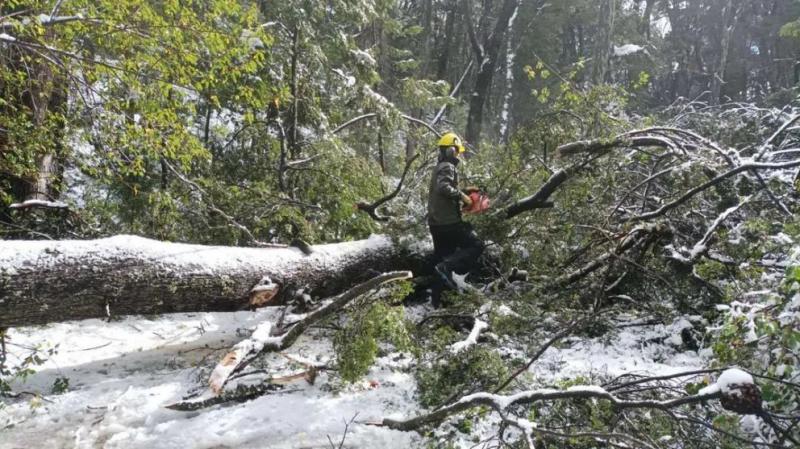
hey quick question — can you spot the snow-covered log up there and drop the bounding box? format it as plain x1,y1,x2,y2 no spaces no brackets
0,235,424,327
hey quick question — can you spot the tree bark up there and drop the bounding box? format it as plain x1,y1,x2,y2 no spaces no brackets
6,26,68,204
464,0,519,146
0,235,425,328
436,1,457,81
639,0,656,40
710,0,739,105
499,3,519,143
591,0,616,85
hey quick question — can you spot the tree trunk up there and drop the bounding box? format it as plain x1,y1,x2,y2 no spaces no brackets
436,1,457,81
710,0,739,105
591,0,616,85
640,0,656,40
465,0,519,146
12,28,68,204
288,25,300,159
0,235,425,328
499,4,520,142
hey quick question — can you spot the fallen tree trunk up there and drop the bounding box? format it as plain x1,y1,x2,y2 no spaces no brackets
0,235,425,327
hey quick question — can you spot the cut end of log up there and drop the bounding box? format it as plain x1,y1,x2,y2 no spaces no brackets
249,277,281,308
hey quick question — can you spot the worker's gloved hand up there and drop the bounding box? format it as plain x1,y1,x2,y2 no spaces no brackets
461,192,473,207
463,186,481,193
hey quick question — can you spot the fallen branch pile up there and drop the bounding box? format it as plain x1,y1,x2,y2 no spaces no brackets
168,271,412,410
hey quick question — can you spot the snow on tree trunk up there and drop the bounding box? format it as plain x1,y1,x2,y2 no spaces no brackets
0,235,424,327
499,6,519,142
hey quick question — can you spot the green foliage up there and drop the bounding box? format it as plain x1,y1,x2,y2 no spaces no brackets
415,346,508,408
780,20,800,38
51,376,70,395
711,315,751,365
703,256,800,445
334,281,415,382
0,333,58,406
695,259,728,281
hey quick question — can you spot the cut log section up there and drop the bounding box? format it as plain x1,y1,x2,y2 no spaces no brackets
0,235,424,327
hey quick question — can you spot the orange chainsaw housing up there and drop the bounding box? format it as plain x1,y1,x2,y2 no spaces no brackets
463,191,490,214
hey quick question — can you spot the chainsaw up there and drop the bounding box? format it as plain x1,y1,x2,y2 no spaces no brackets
462,189,491,214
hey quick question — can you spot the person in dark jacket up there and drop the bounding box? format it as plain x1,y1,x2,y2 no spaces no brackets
427,132,484,307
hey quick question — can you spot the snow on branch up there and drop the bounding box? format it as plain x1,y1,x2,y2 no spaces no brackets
174,271,412,407
431,61,473,127
626,160,800,222
448,319,488,354
557,135,680,157
668,196,752,264
330,112,440,137
613,44,645,56
755,114,800,161
379,383,723,432
557,127,734,161
356,153,420,221
0,234,411,327
8,199,68,210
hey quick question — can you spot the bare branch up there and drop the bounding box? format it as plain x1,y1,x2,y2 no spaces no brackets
204,271,412,397
625,160,800,222
503,168,567,219
379,385,722,431
357,153,420,221
550,224,668,288
331,113,440,137
430,61,473,127
493,316,587,393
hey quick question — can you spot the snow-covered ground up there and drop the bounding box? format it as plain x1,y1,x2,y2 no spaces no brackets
1,308,705,449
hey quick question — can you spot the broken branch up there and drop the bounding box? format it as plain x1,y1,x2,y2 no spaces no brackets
379,385,723,431
356,153,420,221
207,271,412,395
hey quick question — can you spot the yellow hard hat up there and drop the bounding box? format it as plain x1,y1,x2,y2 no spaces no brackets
437,132,465,154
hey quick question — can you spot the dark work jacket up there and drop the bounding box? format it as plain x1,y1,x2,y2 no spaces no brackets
427,160,462,226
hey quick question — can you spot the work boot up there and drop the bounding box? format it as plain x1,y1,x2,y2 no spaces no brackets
434,262,458,290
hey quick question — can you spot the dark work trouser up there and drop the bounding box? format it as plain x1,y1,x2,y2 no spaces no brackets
428,222,484,306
